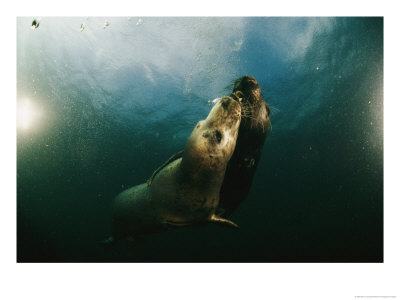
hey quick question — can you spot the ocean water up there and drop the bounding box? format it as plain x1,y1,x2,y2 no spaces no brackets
17,17,383,262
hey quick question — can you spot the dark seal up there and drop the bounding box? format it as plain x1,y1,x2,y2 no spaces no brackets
218,75,271,217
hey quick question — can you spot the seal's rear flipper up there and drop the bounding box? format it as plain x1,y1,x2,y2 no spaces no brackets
209,214,239,229
100,236,115,250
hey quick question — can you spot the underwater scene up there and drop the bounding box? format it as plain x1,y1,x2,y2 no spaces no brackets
17,17,383,262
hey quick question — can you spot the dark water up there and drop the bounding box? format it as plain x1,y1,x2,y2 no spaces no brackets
17,17,383,262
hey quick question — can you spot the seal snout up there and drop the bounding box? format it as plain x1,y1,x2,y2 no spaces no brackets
215,96,241,119
237,75,259,87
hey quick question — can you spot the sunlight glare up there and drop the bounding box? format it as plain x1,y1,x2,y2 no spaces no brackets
17,99,42,130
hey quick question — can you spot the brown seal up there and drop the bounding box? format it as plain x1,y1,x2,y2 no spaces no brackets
103,96,241,245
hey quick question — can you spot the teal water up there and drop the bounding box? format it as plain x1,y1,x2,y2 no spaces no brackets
17,17,383,262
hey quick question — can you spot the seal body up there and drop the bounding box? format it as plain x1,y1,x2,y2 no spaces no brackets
110,96,241,242
218,75,271,217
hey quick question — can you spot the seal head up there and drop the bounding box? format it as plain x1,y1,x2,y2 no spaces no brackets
182,96,242,181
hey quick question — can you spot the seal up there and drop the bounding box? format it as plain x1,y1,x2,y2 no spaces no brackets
218,75,271,217
104,96,241,244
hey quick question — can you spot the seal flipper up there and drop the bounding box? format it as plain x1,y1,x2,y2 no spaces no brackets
209,214,239,229
162,220,193,229
100,236,115,250
147,151,184,186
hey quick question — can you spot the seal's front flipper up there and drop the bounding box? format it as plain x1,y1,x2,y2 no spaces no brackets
147,151,184,186
209,214,239,229
162,220,193,229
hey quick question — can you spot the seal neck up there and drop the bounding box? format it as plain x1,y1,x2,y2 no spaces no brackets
179,151,226,192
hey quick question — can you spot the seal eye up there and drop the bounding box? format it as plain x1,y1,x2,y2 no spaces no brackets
215,130,222,143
